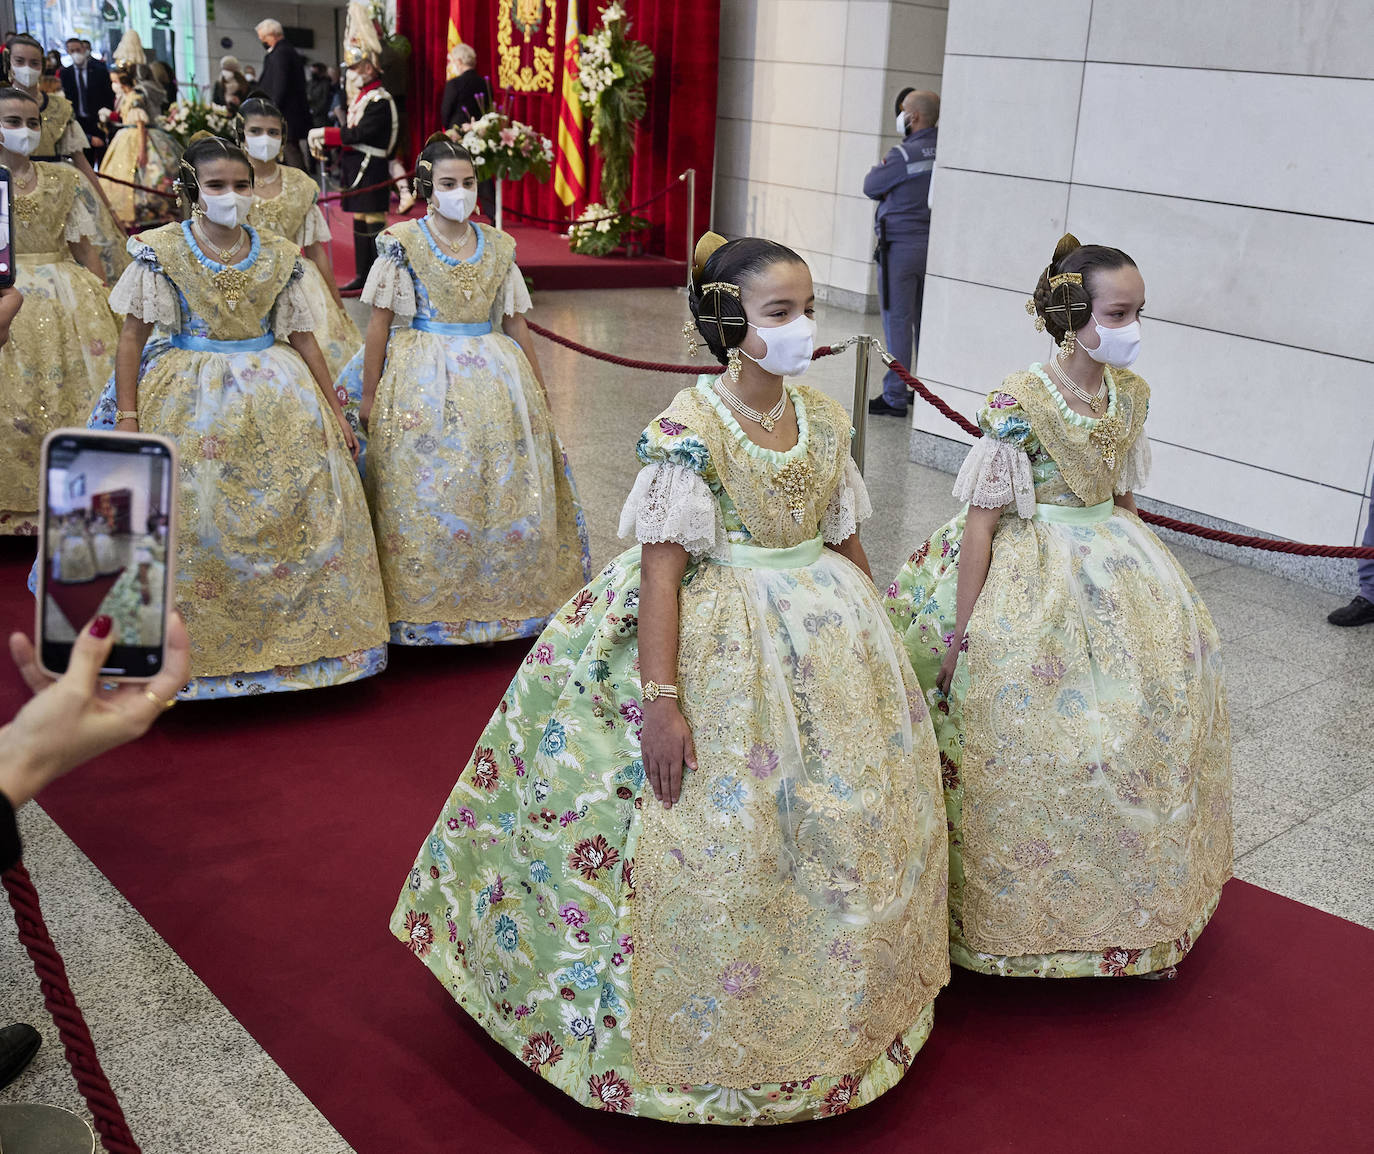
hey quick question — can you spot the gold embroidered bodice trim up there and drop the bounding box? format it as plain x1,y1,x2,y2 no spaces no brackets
391,220,513,323
38,91,74,155
249,166,317,247
13,164,77,251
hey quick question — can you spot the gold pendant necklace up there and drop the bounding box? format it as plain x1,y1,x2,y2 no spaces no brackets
1050,355,1106,414
715,379,787,432
193,222,250,308
12,164,39,221
430,218,479,301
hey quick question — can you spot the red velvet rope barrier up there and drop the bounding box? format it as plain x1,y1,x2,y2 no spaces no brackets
3,862,141,1154
500,176,685,227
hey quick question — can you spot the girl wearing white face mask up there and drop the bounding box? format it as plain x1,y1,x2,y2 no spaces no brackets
237,98,360,379
0,87,120,535
888,232,1232,981
334,134,588,646
99,64,184,230
86,134,390,699
5,32,130,282
391,231,950,1121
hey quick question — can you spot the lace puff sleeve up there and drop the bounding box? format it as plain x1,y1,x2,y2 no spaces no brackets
1116,432,1152,494
952,391,1037,518
271,259,320,336
820,456,873,545
59,118,90,152
65,179,102,244
360,235,416,318
299,203,331,249
107,242,180,327
617,415,726,559
491,261,532,324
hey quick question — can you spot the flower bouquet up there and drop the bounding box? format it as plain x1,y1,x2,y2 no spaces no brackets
162,99,234,147
575,2,655,212
567,201,647,257
454,111,554,183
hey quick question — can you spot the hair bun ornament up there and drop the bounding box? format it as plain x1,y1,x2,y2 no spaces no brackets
424,130,449,147
1052,232,1081,266
187,129,221,146
691,231,729,289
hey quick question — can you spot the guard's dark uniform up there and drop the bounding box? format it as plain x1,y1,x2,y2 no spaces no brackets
323,77,398,285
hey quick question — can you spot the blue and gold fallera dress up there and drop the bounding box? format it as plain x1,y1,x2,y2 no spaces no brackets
885,365,1232,977
338,218,589,645
392,379,949,1122
88,222,389,698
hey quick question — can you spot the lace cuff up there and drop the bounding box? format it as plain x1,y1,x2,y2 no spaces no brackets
108,249,179,327
499,262,532,317
820,456,874,545
953,436,1036,518
299,204,331,248
361,253,416,317
66,181,102,243
1116,434,1152,495
271,266,319,336
60,120,90,151
617,462,725,559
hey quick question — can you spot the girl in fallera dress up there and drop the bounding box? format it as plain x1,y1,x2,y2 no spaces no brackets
391,233,949,1122
101,66,183,230
0,87,120,535
236,98,361,380
92,133,389,698
339,135,589,645
5,33,129,283
885,233,1232,978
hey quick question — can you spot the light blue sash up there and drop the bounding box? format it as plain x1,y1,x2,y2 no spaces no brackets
716,535,825,571
169,332,276,353
410,318,493,337
1033,498,1115,525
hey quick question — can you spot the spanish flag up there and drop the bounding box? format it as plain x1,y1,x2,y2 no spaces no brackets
553,0,586,208
445,0,463,79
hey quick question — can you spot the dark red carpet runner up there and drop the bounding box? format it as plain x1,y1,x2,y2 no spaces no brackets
1,538,1369,1152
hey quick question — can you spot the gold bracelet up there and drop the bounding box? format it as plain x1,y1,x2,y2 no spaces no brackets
114,409,139,422
642,680,678,703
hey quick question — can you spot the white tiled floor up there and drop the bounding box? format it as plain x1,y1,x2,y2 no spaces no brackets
2,285,1370,1152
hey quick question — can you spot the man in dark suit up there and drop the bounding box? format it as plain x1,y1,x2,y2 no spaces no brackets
60,35,114,164
440,44,492,131
255,18,311,169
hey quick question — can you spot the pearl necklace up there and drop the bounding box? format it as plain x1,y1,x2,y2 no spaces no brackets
715,378,787,432
1049,355,1107,414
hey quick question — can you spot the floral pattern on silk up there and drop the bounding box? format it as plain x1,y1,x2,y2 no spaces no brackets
391,380,949,1121
0,163,119,531
885,366,1232,976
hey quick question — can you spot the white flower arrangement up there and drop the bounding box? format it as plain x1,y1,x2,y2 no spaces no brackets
455,110,554,183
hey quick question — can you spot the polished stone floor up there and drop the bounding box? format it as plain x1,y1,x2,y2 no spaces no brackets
2,286,1370,1152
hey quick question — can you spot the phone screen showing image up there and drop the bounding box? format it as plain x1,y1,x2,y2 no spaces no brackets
39,433,176,677
0,170,14,289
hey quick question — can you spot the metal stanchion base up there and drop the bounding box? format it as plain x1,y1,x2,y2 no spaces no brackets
0,1103,96,1153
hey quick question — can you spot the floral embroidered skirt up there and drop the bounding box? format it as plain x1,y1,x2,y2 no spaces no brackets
88,339,390,698
298,258,363,382
885,504,1233,977
338,326,589,645
392,544,950,1122
0,257,118,532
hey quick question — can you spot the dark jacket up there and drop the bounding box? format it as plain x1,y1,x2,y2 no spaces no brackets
307,73,333,128
60,57,115,142
864,125,937,242
258,37,311,141
441,70,492,131
323,81,398,213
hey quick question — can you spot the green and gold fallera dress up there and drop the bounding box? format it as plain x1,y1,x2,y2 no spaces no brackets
392,378,950,1122
885,364,1232,977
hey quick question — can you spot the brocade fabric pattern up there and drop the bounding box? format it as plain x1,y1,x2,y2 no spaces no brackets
0,163,119,530
391,380,949,1122
885,367,1232,974
42,92,132,282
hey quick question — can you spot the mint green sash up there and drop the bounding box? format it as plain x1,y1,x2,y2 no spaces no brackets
717,535,825,570
1033,498,1115,525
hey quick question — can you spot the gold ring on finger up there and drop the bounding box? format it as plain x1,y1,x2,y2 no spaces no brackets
144,688,177,710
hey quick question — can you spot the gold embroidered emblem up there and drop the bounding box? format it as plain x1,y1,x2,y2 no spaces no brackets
1089,414,1125,470
211,266,250,308
774,458,814,524
13,194,39,223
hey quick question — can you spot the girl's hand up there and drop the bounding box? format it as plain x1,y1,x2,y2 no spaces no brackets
935,640,962,697
115,417,139,433
641,699,696,809
336,413,359,460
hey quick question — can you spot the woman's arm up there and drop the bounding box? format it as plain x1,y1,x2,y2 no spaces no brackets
360,306,393,430
287,330,358,459
502,313,549,400
827,532,872,581
1113,491,1138,514
638,541,695,809
113,315,154,431
69,237,104,280
304,241,344,307
935,503,1003,695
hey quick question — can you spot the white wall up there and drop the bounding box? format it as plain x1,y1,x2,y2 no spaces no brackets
917,0,1374,546
192,1,342,102
715,0,947,311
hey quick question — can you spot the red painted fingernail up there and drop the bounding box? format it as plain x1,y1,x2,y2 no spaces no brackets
90,615,112,638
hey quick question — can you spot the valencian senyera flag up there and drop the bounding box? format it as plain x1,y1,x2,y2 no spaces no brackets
553,0,585,208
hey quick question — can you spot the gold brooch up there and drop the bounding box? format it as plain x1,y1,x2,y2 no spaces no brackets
211,266,250,308
1089,415,1125,471
774,458,814,524
14,195,39,223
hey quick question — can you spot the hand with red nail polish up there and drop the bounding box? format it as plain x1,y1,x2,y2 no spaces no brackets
0,612,191,818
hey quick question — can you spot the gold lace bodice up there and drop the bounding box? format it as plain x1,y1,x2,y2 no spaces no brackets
12,164,79,253
37,92,75,156
248,166,317,247
389,220,514,324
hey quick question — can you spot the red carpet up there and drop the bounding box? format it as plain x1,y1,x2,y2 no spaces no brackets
1,535,1370,1152
325,207,686,291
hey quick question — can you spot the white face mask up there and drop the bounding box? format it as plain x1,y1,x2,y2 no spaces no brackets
895,111,908,136
12,64,40,88
244,134,281,161
221,69,234,80
1,126,41,156
71,51,88,66
433,186,477,223
742,314,817,378
1084,314,1142,368
200,190,255,229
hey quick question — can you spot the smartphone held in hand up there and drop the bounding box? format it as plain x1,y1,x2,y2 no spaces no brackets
36,429,179,680
0,165,14,289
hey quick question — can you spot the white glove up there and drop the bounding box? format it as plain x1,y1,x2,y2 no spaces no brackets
307,127,327,159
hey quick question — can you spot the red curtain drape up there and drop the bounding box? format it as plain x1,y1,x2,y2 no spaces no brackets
397,0,718,260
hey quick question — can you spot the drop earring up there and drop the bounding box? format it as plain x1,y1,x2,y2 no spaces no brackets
681,321,700,357
1060,328,1076,357
726,345,743,383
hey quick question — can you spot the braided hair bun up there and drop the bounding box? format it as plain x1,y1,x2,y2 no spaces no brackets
686,233,806,365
